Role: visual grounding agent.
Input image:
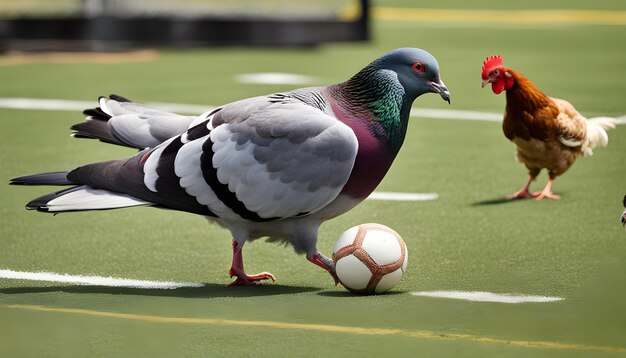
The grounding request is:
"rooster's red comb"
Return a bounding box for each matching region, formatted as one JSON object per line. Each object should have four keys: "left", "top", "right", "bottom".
{"left": 481, "top": 55, "right": 503, "bottom": 78}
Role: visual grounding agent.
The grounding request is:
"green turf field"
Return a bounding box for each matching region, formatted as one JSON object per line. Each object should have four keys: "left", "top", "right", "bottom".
{"left": 1, "top": 2, "right": 625, "bottom": 357}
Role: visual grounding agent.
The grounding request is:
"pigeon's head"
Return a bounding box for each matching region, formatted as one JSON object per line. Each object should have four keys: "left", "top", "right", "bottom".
{"left": 376, "top": 48, "right": 450, "bottom": 104}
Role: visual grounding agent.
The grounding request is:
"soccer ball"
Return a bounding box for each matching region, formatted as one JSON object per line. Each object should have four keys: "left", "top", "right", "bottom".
{"left": 332, "top": 223, "right": 408, "bottom": 294}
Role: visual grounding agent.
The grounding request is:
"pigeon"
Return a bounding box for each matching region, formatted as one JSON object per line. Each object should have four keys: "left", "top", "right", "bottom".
{"left": 10, "top": 48, "right": 450, "bottom": 286}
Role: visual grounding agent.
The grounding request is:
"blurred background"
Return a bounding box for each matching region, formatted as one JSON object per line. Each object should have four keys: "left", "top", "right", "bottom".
{"left": 0, "top": 0, "right": 368, "bottom": 50}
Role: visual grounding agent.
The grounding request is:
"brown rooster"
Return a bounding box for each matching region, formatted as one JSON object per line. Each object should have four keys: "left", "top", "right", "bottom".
{"left": 481, "top": 55, "right": 616, "bottom": 200}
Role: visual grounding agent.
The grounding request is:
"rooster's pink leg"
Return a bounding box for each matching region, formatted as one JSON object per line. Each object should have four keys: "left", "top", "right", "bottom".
{"left": 307, "top": 252, "right": 340, "bottom": 285}
{"left": 228, "top": 240, "right": 275, "bottom": 286}
{"left": 506, "top": 176, "right": 538, "bottom": 199}
{"left": 534, "top": 177, "right": 560, "bottom": 200}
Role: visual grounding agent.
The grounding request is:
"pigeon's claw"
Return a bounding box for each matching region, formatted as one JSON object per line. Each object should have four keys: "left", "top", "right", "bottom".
{"left": 228, "top": 267, "right": 275, "bottom": 286}
{"left": 227, "top": 240, "right": 275, "bottom": 286}
{"left": 307, "top": 252, "right": 340, "bottom": 285}
{"left": 330, "top": 270, "right": 340, "bottom": 286}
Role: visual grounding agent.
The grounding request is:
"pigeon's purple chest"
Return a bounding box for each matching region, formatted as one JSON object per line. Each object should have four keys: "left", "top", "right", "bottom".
{"left": 329, "top": 100, "right": 395, "bottom": 200}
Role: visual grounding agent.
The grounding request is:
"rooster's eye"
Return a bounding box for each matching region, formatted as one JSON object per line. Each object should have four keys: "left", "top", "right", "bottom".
{"left": 494, "top": 70, "right": 500, "bottom": 76}
{"left": 412, "top": 62, "right": 425, "bottom": 73}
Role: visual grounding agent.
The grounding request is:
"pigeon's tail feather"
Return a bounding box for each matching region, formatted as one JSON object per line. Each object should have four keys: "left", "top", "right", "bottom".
{"left": 82, "top": 106, "right": 111, "bottom": 121}
{"left": 11, "top": 169, "right": 154, "bottom": 213}
{"left": 109, "top": 94, "right": 132, "bottom": 103}
{"left": 10, "top": 172, "right": 75, "bottom": 186}
{"left": 72, "top": 94, "right": 195, "bottom": 150}
{"left": 26, "top": 185, "right": 152, "bottom": 213}
{"left": 71, "top": 119, "right": 133, "bottom": 148}
{"left": 72, "top": 95, "right": 134, "bottom": 148}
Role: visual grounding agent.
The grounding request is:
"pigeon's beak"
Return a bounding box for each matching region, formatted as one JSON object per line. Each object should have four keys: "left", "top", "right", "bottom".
{"left": 431, "top": 79, "right": 451, "bottom": 104}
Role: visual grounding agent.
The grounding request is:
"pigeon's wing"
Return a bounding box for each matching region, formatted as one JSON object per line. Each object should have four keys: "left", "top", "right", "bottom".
{"left": 72, "top": 95, "right": 197, "bottom": 149}
{"left": 60, "top": 95, "right": 357, "bottom": 220}
{"left": 152, "top": 95, "right": 360, "bottom": 221}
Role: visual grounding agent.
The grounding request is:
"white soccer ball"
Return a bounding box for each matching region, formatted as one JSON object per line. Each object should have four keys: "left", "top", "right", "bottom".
{"left": 332, "top": 223, "right": 408, "bottom": 294}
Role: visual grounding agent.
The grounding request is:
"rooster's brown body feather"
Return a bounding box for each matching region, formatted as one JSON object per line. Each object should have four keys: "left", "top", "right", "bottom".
{"left": 503, "top": 70, "right": 607, "bottom": 179}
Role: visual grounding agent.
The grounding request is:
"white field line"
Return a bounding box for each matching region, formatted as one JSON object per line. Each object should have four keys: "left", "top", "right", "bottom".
{"left": 0, "top": 97, "right": 500, "bottom": 121}
{"left": 410, "top": 108, "right": 502, "bottom": 121}
{"left": 411, "top": 290, "right": 564, "bottom": 303}
{"left": 367, "top": 192, "right": 438, "bottom": 201}
{"left": 235, "top": 72, "right": 317, "bottom": 85}
{"left": 0, "top": 269, "right": 204, "bottom": 289}
{"left": 1, "top": 97, "right": 624, "bottom": 124}
{"left": 0, "top": 269, "right": 564, "bottom": 303}
{"left": 0, "top": 269, "right": 565, "bottom": 303}
{"left": 0, "top": 97, "right": 212, "bottom": 114}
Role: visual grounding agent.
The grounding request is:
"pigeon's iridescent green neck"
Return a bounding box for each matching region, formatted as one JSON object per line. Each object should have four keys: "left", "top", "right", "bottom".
{"left": 337, "top": 65, "right": 412, "bottom": 154}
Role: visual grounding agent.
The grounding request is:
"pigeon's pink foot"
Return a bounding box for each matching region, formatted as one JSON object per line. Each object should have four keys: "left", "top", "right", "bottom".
{"left": 228, "top": 240, "right": 275, "bottom": 286}
{"left": 228, "top": 267, "right": 275, "bottom": 286}
{"left": 307, "top": 252, "right": 340, "bottom": 285}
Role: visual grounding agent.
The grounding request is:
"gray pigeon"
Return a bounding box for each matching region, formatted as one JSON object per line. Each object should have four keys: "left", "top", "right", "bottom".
{"left": 11, "top": 48, "right": 450, "bottom": 286}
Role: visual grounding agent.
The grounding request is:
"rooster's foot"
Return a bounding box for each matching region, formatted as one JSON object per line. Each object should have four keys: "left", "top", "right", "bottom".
{"left": 534, "top": 191, "right": 560, "bottom": 200}
{"left": 534, "top": 178, "right": 560, "bottom": 200}
{"left": 506, "top": 190, "right": 537, "bottom": 200}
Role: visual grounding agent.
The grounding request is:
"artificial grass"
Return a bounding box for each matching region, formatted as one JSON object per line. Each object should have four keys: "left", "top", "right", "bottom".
{"left": 1, "top": 4, "right": 625, "bottom": 356}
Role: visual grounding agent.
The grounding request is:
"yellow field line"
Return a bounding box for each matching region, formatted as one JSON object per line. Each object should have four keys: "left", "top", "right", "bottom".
{"left": 373, "top": 7, "right": 626, "bottom": 26}
{"left": 0, "top": 49, "right": 159, "bottom": 66}
{"left": 6, "top": 304, "right": 626, "bottom": 354}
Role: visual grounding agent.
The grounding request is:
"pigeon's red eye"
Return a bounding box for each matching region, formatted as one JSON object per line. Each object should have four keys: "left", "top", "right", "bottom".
{"left": 412, "top": 62, "right": 425, "bottom": 73}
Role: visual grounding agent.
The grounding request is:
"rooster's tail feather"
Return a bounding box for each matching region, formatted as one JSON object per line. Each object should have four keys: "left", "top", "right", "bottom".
{"left": 583, "top": 117, "right": 617, "bottom": 156}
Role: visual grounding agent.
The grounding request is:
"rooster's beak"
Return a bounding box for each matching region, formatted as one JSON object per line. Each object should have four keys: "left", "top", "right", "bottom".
{"left": 481, "top": 78, "right": 490, "bottom": 88}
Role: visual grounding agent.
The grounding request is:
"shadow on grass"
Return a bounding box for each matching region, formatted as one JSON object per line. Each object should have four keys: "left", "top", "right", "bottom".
{"left": 471, "top": 197, "right": 520, "bottom": 206}
{"left": 0, "top": 283, "right": 321, "bottom": 298}
{"left": 317, "top": 290, "right": 407, "bottom": 298}
{"left": 472, "top": 193, "right": 568, "bottom": 206}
